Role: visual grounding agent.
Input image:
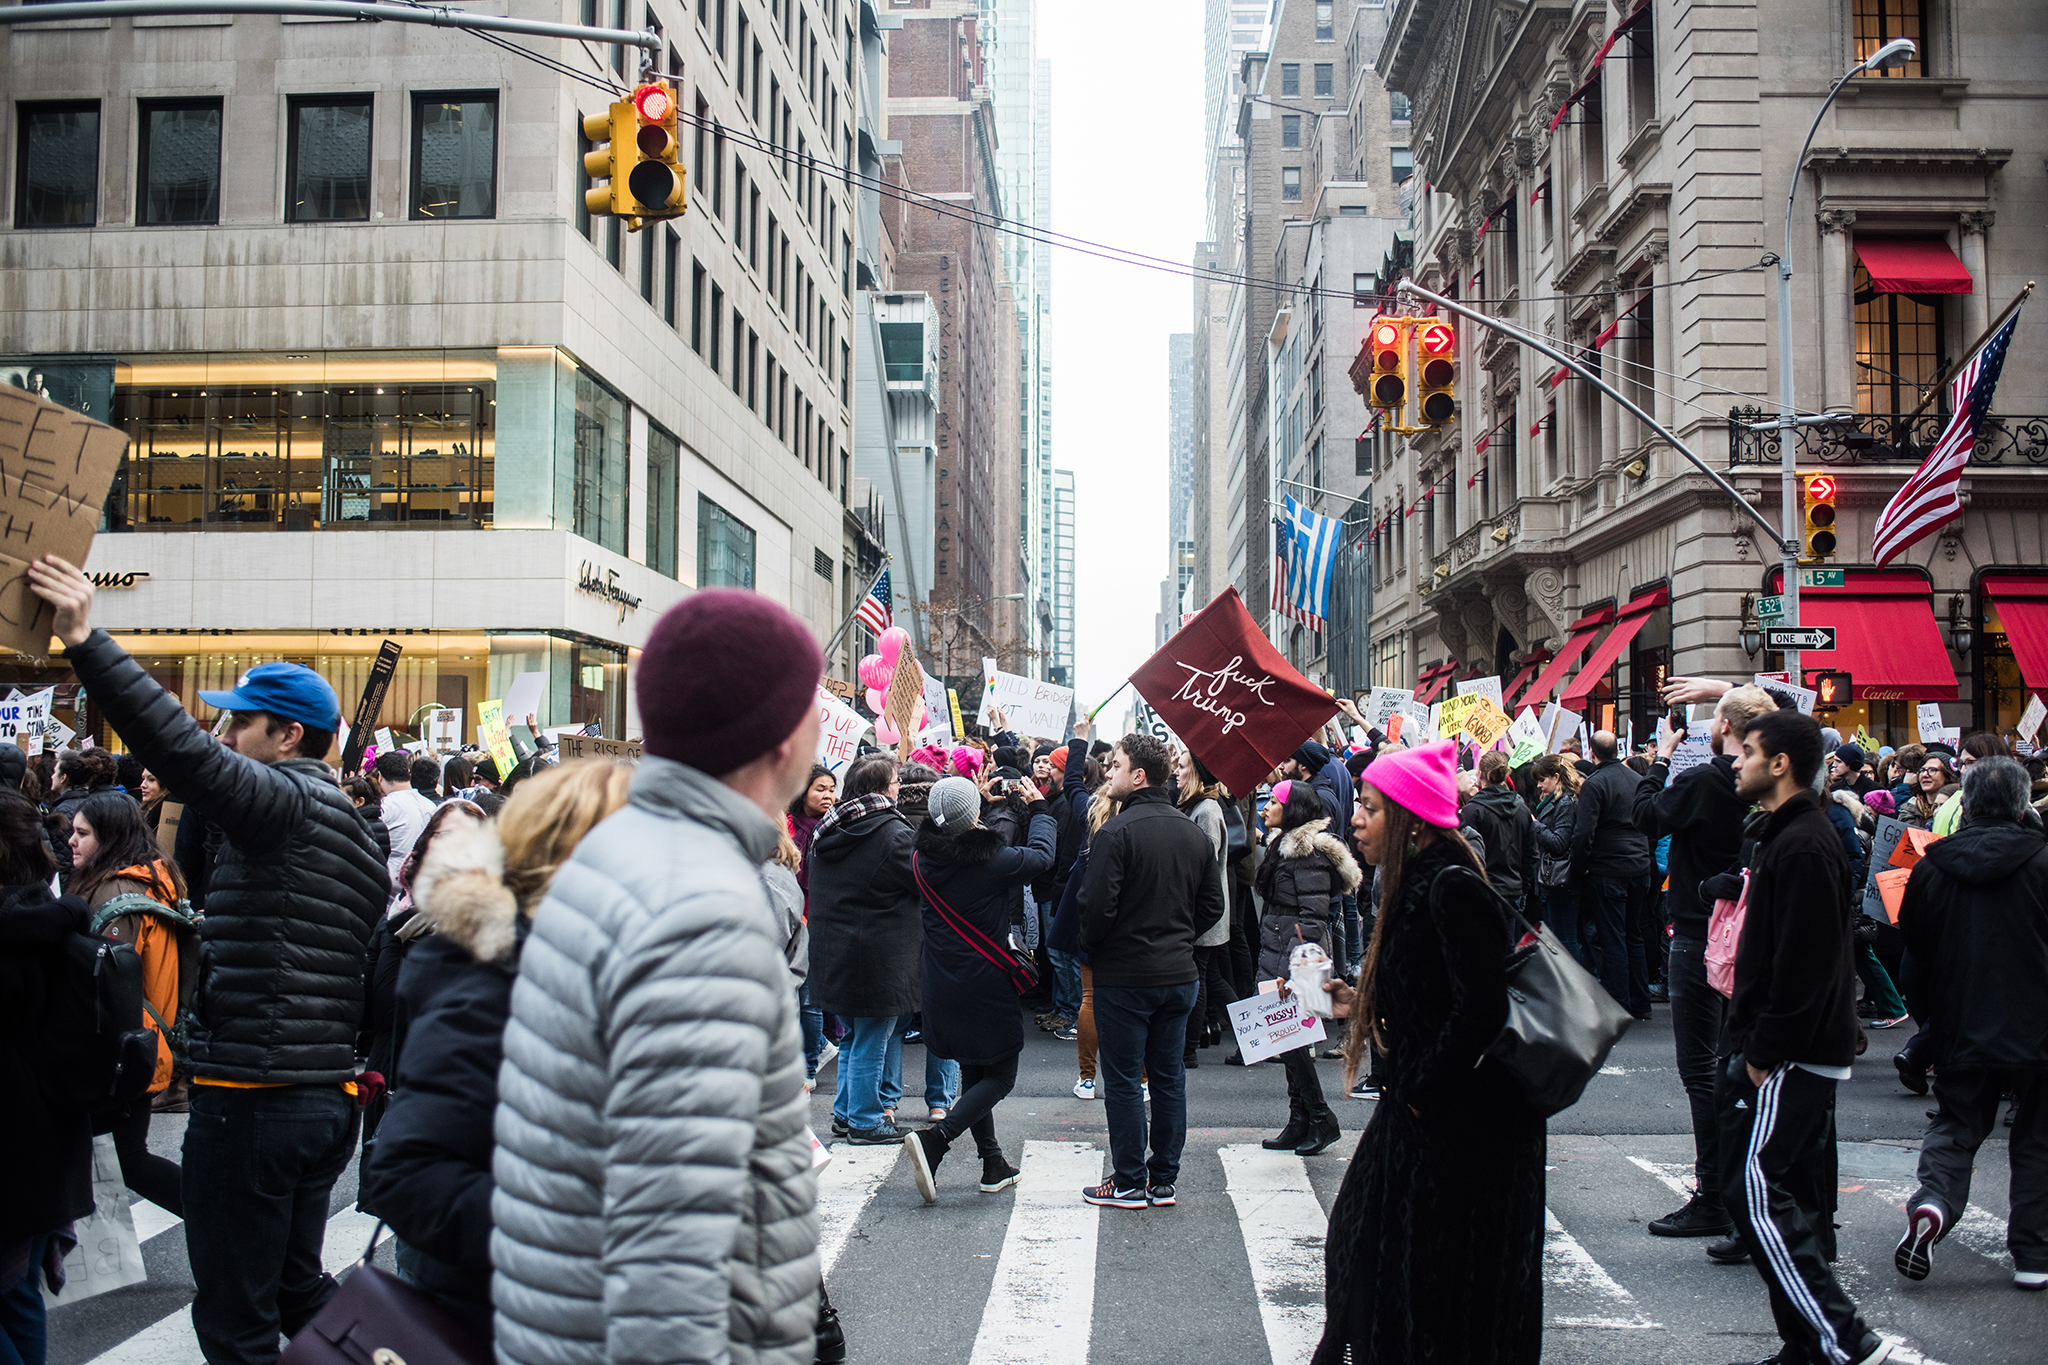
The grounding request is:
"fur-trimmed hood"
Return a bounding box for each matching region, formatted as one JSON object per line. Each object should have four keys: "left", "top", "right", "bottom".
{"left": 914, "top": 817, "right": 1012, "bottom": 866}
{"left": 413, "top": 821, "right": 520, "bottom": 965}
{"left": 1276, "top": 817, "right": 1364, "bottom": 893}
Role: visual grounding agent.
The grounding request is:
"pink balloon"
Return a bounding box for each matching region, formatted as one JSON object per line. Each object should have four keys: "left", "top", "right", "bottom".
{"left": 873, "top": 716, "right": 901, "bottom": 746}
{"left": 866, "top": 688, "right": 888, "bottom": 714}
{"left": 878, "top": 626, "right": 911, "bottom": 669}
{"left": 857, "top": 654, "right": 888, "bottom": 690}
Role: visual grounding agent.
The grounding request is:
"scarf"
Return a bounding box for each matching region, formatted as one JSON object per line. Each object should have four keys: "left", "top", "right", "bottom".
{"left": 812, "top": 791, "right": 894, "bottom": 841}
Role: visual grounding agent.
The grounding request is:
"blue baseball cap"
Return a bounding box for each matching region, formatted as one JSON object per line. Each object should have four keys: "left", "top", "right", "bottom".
{"left": 198, "top": 662, "right": 342, "bottom": 732}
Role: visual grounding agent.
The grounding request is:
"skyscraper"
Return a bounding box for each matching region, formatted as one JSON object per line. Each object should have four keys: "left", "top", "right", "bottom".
{"left": 1051, "top": 469, "right": 1076, "bottom": 686}
{"left": 1168, "top": 333, "right": 1195, "bottom": 617}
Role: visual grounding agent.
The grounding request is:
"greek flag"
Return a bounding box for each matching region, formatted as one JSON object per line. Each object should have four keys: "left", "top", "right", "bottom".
{"left": 1277, "top": 493, "right": 1341, "bottom": 632}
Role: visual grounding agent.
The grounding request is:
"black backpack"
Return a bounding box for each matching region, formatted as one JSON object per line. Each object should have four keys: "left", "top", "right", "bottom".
{"left": 42, "top": 929, "right": 159, "bottom": 1133}
{"left": 92, "top": 892, "right": 203, "bottom": 1070}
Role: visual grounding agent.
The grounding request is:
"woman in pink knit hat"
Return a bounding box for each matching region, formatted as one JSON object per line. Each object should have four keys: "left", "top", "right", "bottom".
{"left": 1306, "top": 738, "right": 1546, "bottom": 1365}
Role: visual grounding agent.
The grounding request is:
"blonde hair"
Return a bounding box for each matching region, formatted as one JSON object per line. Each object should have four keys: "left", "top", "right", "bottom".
{"left": 1087, "top": 790, "right": 1121, "bottom": 834}
{"left": 1716, "top": 684, "right": 1779, "bottom": 740}
{"left": 772, "top": 827, "right": 803, "bottom": 871}
{"left": 497, "top": 760, "right": 635, "bottom": 911}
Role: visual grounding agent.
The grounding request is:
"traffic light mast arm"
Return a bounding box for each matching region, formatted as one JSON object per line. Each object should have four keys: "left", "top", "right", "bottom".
{"left": 0, "top": 0, "right": 662, "bottom": 49}
{"left": 1395, "top": 278, "right": 1782, "bottom": 544}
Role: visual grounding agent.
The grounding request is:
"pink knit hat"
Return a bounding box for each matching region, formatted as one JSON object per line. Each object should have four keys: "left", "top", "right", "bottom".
{"left": 1267, "top": 779, "right": 1294, "bottom": 808}
{"left": 1363, "top": 739, "right": 1461, "bottom": 829}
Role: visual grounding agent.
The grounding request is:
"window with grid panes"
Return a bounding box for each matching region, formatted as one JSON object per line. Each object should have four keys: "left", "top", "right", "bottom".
{"left": 1314, "top": 64, "right": 1333, "bottom": 97}
{"left": 1853, "top": 0, "right": 1926, "bottom": 76}
{"left": 1855, "top": 260, "right": 1945, "bottom": 416}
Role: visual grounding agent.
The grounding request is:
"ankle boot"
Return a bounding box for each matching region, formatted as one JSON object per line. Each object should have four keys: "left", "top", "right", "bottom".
{"left": 1295, "top": 1110, "right": 1342, "bottom": 1156}
{"left": 1262, "top": 1105, "right": 1310, "bottom": 1150}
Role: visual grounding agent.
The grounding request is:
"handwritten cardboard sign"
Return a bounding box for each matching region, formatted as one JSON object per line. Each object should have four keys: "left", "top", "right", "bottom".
{"left": 2020, "top": 694, "right": 2046, "bottom": 746}
{"left": 1916, "top": 702, "right": 1945, "bottom": 745}
{"left": 814, "top": 685, "right": 871, "bottom": 773}
{"left": 1458, "top": 696, "right": 1514, "bottom": 748}
{"left": 0, "top": 387, "right": 130, "bottom": 656}
{"left": 1455, "top": 675, "right": 1504, "bottom": 709}
{"left": 475, "top": 699, "right": 518, "bottom": 778}
{"left": 975, "top": 656, "right": 1075, "bottom": 739}
{"left": 1362, "top": 686, "right": 1413, "bottom": 732}
{"left": 1226, "top": 987, "right": 1327, "bottom": 1065}
{"left": 554, "top": 733, "right": 643, "bottom": 762}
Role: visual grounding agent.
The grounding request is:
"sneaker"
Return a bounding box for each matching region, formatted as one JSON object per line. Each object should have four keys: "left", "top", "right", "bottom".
{"left": 1147, "top": 1183, "right": 1177, "bottom": 1207}
{"left": 1349, "top": 1078, "right": 1381, "bottom": 1100}
{"left": 1848, "top": 1334, "right": 1896, "bottom": 1365}
{"left": 926, "top": 1107, "right": 949, "bottom": 1124}
{"left": 1649, "top": 1194, "right": 1734, "bottom": 1238}
{"left": 904, "top": 1128, "right": 943, "bottom": 1204}
{"left": 2015, "top": 1269, "right": 2048, "bottom": 1291}
{"left": 1868, "top": 1015, "right": 1911, "bottom": 1029}
{"left": 1320, "top": 1044, "right": 1346, "bottom": 1059}
{"left": 1706, "top": 1233, "right": 1750, "bottom": 1265}
{"left": 830, "top": 1117, "right": 850, "bottom": 1138}
{"left": 903, "top": 1029, "right": 923, "bottom": 1044}
{"left": 804, "top": 1073, "right": 816, "bottom": 1093}
{"left": 1054, "top": 1024, "right": 1078, "bottom": 1041}
{"left": 1895, "top": 1203, "right": 1944, "bottom": 1280}
{"left": 979, "top": 1157, "right": 1022, "bottom": 1194}
{"left": 815, "top": 1040, "right": 839, "bottom": 1073}
{"left": 844, "top": 1122, "right": 903, "bottom": 1146}
{"left": 1072, "top": 1077, "right": 1096, "bottom": 1100}
{"left": 1081, "top": 1181, "right": 1149, "bottom": 1210}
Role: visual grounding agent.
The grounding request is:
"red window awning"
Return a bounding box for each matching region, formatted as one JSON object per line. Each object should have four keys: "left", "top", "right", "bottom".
{"left": 1513, "top": 608, "right": 1615, "bottom": 710}
{"left": 1503, "top": 650, "right": 1552, "bottom": 708}
{"left": 1414, "top": 659, "right": 1460, "bottom": 706}
{"left": 1984, "top": 578, "right": 2048, "bottom": 692}
{"left": 1560, "top": 587, "right": 1672, "bottom": 707}
{"left": 1768, "top": 570, "right": 1957, "bottom": 700}
{"left": 1854, "top": 238, "right": 1973, "bottom": 295}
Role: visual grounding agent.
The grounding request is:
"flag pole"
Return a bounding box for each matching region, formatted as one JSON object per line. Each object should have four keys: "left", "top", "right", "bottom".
{"left": 1086, "top": 679, "right": 1132, "bottom": 724}
{"left": 1905, "top": 281, "right": 2035, "bottom": 420}
{"left": 820, "top": 555, "right": 893, "bottom": 663}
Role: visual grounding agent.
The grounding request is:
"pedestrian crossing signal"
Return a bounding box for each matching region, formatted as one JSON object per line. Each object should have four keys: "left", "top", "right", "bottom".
{"left": 1811, "top": 671, "right": 1853, "bottom": 707}
{"left": 1803, "top": 474, "right": 1838, "bottom": 561}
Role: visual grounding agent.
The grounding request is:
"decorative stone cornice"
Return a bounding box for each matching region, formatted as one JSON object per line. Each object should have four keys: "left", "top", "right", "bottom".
{"left": 1817, "top": 208, "right": 1857, "bottom": 235}
{"left": 1960, "top": 209, "right": 1996, "bottom": 236}
{"left": 1594, "top": 183, "right": 1671, "bottom": 247}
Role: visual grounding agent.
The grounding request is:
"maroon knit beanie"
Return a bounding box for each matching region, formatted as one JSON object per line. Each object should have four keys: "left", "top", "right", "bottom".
{"left": 636, "top": 589, "right": 824, "bottom": 775}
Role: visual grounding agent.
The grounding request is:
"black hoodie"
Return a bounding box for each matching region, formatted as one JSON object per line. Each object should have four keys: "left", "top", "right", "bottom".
{"left": 1636, "top": 752, "right": 1745, "bottom": 939}
{"left": 1728, "top": 789, "right": 1858, "bottom": 1072}
{"left": 1461, "top": 783, "right": 1534, "bottom": 901}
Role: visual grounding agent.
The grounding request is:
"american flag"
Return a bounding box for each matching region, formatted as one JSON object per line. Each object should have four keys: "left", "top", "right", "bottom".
{"left": 1872, "top": 305, "right": 2025, "bottom": 567}
{"left": 856, "top": 567, "right": 893, "bottom": 635}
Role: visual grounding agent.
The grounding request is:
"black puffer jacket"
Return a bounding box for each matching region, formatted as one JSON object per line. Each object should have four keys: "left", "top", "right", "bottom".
{"left": 1898, "top": 816, "right": 2048, "bottom": 1073}
{"left": 65, "top": 629, "right": 389, "bottom": 1083}
{"left": 0, "top": 885, "right": 94, "bottom": 1240}
{"left": 806, "top": 798, "right": 922, "bottom": 1018}
{"left": 1254, "top": 818, "right": 1362, "bottom": 979}
{"left": 913, "top": 806, "right": 1056, "bottom": 1065}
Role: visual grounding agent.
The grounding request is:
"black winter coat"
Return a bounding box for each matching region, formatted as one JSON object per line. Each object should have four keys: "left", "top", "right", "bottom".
{"left": 0, "top": 886, "right": 95, "bottom": 1240}
{"left": 1047, "top": 741, "right": 1092, "bottom": 896}
{"left": 1530, "top": 790, "right": 1578, "bottom": 877}
{"left": 1254, "top": 819, "right": 1362, "bottom": 979}
{"left": 1461, "top": 785, "right": 1534, "bottom": 902}
{"left": 806, "top": 801, "right": 922, "bottom": 1018}
{"left": 1078, "top": 785, "right": 1226, "bottom": 989}
{"left": 1729, "top": 790, "right": 1858, "bottom": 1072}
{"left": 913, "top": 806, "right": 1056, "bottom": 1065}
{"left": 1636, "top": 753, "right": 1744, "bottom": 939}
{"left": 1569, "top": 759, "right": 1652, "bottom": 880}
{"left": 982, "top": 791, "right": 1031, "bottom": 927}
{"left": 47, "top": 782, "right": 115, "bottom": 888}
{"left": 1897, "top": 816, "right": 2048, "bottom": 1073}
{"left": 66, "top": 629, "right": 389, "bottom": 1083}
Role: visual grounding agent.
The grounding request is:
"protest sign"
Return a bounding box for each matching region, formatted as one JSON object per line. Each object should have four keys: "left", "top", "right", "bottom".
{"left": 1756, "top": 675, "right": 1817, "bottom": 715}
{"left": 42, "top": 1136, "right": 145, "bottom": 1307}
{"left": 1915, "top": 703, "right": 1944, "bottom": 745}
{"left": 883, "top": 652, "right": 927, "bottom": 758}
{"left": 814, "top": 685, "right": 871, "bottom": 773}
{"left": 503, "top": 671, "right": 549, "bottom": 728}
{"left": 0, "top": 687, "right": 51, "bottom": 754}
{"left": 975, "top": 656, "right": 1076, "bottom": 739}
{"left": 1455, "top": 675, "right": 1504, "bottom": 709}
{"left": 1667, "top": 735, "right": 1715, "bottom": 779}
{"left": 1941, "top": 726, "right": 1961, "bottom": 748}
{"left": 947, "top": 688, "right": 966, "bottom": 736}
{"left": 422, "top": 707, "right": 460, "bottom": 751}
{"left": 1864, "top": 816, "right": 1908, "bottom": 921}
{"left": 553, "top": 733, "right": 643, "bottom": 762}
{"left": 1427, "top": 701, "right": 1443, "bottom": 743}
{"left": 1397, "top": 700, "right": 1434, "bottom": 744}
{"left": 819, "top": 676, "right": 856, "bottom": 703}
{"left": 1436, "top": 692, "right": 1482, "bottom": 735}
{"left": 340, "top": 640, "right": 402, "bottom": 775}
{"left": 2021, "top": 694, "right": 2047, "bottom": 746}
{"left": 1510, "top": 708, "right": 1545, "bottom": 747}
{"left": 1362, "top": 686, "right": 1412, "bottom": 733}
{"left": 1874, "top": 867, "right": 1912, "bottom": 923}
{"left": 1226, "top": 987, "right": 1327, "bottom": 1065}
{"left": 0, "top": 387, "right": 130, "bottom": 657}
{"left": 1459, "top": 696, "right": 1514, "bottom": 748}
{"left": 1508, "top": 736, "right": 1543, "bottom": 768}
{"left": 476, "top": 700, "right": 518, "bottom": 777}
{"left": 921, "top": 671, "right": 955, "bottom": 742}
{"left": 1539, "top": 702, "right": 1582, "bottom": 755}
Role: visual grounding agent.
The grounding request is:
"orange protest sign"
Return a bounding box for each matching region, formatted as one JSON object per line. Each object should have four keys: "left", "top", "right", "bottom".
{"left": 1889, "top": 826, "right": 1941, "bottom": 870}
{"left": 1873, "top": 867, "right": 1913, "bottom": 924}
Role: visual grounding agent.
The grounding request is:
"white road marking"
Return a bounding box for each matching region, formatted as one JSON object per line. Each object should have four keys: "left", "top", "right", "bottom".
{"left": 967, "top": 1140, "right": 1104, "bottom": 1365}
{"left": 131, "top": 1202, "right": 182, "bottom": 1245}
{"left": 1219, "top": 1145, "right": 1330, "bottom": 1365}
{"left": 816, "top": 1143, "right": 903, "bottom": 1277}
{"left": 1624, "top": 1154, "right": 1694, "bottom": 1201}
{"left": 1866, "top": 1180, "right": 2014, "bottom": 1271}
{"left": 1543, "top": 1208, "right": 1663, "bottom": 1330}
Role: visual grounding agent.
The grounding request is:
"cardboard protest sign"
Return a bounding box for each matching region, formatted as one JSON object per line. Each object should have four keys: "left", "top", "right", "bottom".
{"left": 1127, "top": 587, "right": 1338, "bottom": 798}
{"left": 1362, "top": 686, "right": 1412, "bottom": 733}
{"left": 475, "top": 700, "right": 518, "bottom": 778}
{"left": 1455, "top": 675, "right": 1504, "bottom": 709}
{"left": 1226, "top": 987, "right": 1327, "bottom": 1065}
{"left": 1864, "top": 816, "right": 1908, "bottom": 921}
{"left": 1435, "top": 692, "right": 1483, "bottom": 736}
{"left": 0, "top": 386, "right": 130, "bottom": 656}
{"left": 819, "top": 676, "right": 856, "bottom": 703}
{"left": 883, "top": 652, "right": 927, "bottom": 759}
{"left": 1915, "top": 703, "right": 1944, "bottom": 745}
{"left": 975, "top": 657, "right": 1075, "bottom": 739}
{"left": 554, "top": 733, "right": 643, "bottom": 762}
{"left": 1458, "top": 696, "right": 1514, "bottom": 748}
{"left": 813, "top": 685, "right": 871, "bottom": 773}
{"left": 2021, "top": 694, "right": 2047, "bottom": 746}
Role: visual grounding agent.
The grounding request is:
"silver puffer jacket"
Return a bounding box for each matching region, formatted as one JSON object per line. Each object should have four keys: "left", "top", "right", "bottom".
{"left": 491, "top": 757, "right": 817, "bottom": 1365}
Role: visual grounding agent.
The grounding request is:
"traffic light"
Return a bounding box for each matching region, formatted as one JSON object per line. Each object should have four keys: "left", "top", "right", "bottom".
{"left": 583, "top": 100, "right": 630, "bottom": 217}
{"left": 1415, "top": 318, "right": 1456, "bottom": 428}
{"left": 1803, "top": 473, "right": 1838, "bottom": 560}
{"left": 1811, "top": 671, "right": 1854, "bottom": 708}
{"left": 1365, "top": 316, "right": 1409, "bottom": 415}
{"left": 621, "top": 82, "right": 685, "bottom": 222}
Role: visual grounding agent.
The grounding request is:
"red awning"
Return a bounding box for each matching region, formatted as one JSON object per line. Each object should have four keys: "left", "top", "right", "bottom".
{"left": 1560, "top": 587, "right": 1672, "bottom": 707}
{"left": 1855, "top": 238, "right": 1973, "bottom": 295}
{"left": 1985, "top": 578, "right": 2048, "bottom": 691}
{"left": 1504, "top": 650, "right": 1552, "bottom": 707}
{"left": 1414, "top": 660, "right": 1460, "bottom": 706}
{"left": 1768, "top": 570, "right": 1957, "bottom": 700}
{"left": 1513, "top": 608, "right": 1615, "bottom": 709}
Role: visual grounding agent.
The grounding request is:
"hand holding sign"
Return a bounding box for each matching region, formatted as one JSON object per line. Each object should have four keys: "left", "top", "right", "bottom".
{"left": 3, "top": 389, "right": 131, "bottom": 656}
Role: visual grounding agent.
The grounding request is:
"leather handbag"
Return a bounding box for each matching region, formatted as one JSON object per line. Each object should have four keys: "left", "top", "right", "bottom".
{"left": 912, "top": 852, "right": 1040, "bottom": 995}
{"left": 1432, "top": 866, "right": 1634, "bottom": 1119}
{"left": 279, "top": 1224, "right": 492, "bottom": 1365}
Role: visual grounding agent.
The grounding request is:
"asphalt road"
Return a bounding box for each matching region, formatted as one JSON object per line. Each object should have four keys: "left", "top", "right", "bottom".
{"left": 45, "top": 1004, "right": 2038, "bottom": 1365}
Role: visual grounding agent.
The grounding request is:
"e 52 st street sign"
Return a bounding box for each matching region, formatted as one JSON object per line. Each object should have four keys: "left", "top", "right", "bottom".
{"left": 1763, "top": 626, "right": 1837, "bottom": 652}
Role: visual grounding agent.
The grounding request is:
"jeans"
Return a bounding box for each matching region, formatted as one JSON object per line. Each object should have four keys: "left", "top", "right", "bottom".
{"left": 0, "top": 1233, "right": 47, "bottom": 1365}
{"left": 183, "top": 1083, "right": 361, "bottom": 1365}
{"left": 1532, "top": 882, "right": 1587, "bottom": 968}
{"left": 1046, "top": 947, "right": 1083, "bottom": 1022}
{"left": 798, "top": 982, "right": 826, "bottom": 1073}
{"left": 1854, "top": 942, "right": 1908, "bottom": 1018}
{"left": 930, "top": 1053, "right": 1019, "bottom": 1160}
{"left": 112, "top": 1100, "right": 184, "bottom": 1217}
{"left": 1912, "top": 1068, "right": 2048, "bottom": 1272}
{"left": 1341, "top": 892, "right": 1362, "bottom": 979}
{"left": 888, "top": 1013, "right": 959, "bottom": 1111}
{"left": 1588, "top": 875, "right": 1650, "bottom": 1014}
{"left": 1095, "top": 981, "right": 1198, "bottom": 1190}
{"left": 833, "top": 1014, "right": 897, "bottom": 1131}
{"left": 1666, "top": 935, "right": 1727, "bottom": 1194}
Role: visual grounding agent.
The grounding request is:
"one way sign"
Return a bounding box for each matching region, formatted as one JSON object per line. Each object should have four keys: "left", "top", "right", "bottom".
{"left": 1763, "top": 626, "right": 1837, "bottom": 651}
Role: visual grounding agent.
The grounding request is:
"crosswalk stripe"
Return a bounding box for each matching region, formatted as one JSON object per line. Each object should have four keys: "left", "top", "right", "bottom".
{"left": 1866, "top": 1180, "right": 2014, "bottom": 1270}
{"left": 967, "top": 1140, "right": 1104, "bottom": 1365}
{"left": 1542, "top": 1209, "right": 1662, "bottom": 1330}
{"left": 816, "top": 1143, "right": 902, "bottom": 1277}
{"left": 1218, "top": 1144, "right": 1328, "bottom": 1365}
{"left": 83, "top": 1206, "right": 381, "bottom": 1365}
{"left": 1624, "top": 1154, "right": 1693, "bottom": 1202}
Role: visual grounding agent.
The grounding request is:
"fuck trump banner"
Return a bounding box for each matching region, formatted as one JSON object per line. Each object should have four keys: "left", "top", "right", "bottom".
{"left": 1128, "top": 587, "right": 1338, "bottom": 797}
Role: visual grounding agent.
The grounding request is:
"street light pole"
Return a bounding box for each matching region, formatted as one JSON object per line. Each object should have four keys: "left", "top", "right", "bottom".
{"left": 1775, "top": 36, "right": 1917, "bottom": 683}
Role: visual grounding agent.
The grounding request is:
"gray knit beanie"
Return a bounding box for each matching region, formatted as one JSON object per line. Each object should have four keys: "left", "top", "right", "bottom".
{"left": 930, "top": 775, "right": 982, "bottom": 831}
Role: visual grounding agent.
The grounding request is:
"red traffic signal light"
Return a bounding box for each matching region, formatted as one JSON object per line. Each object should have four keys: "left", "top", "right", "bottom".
{"left": 1416, "top": 319, "right": 1453, "bottom": 355}
{"left": 633, "top": 82, "right": 674, "bottom": 123}
{"left": 1367, "top": 316, "right": 1409, "bottom": 411}
{"left": 1809, "top": 671, "right": 1854, "bottom": 707}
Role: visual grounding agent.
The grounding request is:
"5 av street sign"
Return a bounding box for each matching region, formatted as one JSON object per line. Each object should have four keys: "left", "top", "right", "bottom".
{"left": 1763, "top": 626, "right": 1837, "bottom": 652}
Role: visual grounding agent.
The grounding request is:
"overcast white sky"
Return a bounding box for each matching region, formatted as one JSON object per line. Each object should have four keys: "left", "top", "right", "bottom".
{"left": 1048, "top": 4, "right": 1206, "bottom": 717}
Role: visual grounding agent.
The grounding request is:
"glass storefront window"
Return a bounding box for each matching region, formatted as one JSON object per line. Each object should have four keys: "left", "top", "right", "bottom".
{"left": 485, "top": 632, "right": 628, "bottom": 740}
{"left": 572, "top": 372, "right": 627, "bottom": 552}
{"left": 1982, "top": 600, "right": 2026, "bottom": 737}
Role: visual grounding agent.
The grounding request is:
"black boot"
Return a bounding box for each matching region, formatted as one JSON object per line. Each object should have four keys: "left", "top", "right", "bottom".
{"left": 979, "top": 1152, "right": 1022, "bottom": 1193}
{"left": 815, "top": 1284, "right": 847, "bottom": 1364}
{"left": 1648, "top": 1193, "right": 1733, "bottom": 1237}
{"left": 1262, "top": 1104, "right": 1310, "bottom": 1151}
{"left": 1295, "top": 1109, "right": 1342, "bottom": 1156}
{"left": 1706, "top": 1232, "right": 1751, "bottom": 1265}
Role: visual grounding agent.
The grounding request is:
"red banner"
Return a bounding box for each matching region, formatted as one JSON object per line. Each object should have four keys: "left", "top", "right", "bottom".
{"left": 1127, "top": 587, "right": 1339, "bottom": 798}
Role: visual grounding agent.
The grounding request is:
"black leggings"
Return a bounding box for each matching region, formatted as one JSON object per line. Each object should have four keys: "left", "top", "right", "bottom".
{"left": 1185, "top": 945, "right": 1234, "bottom": 1056}
{"left": 932, "top": 1054, "right": 1018, "bottom": 1159}
{"left": 111, "top": 1099, "right": 184, "bottom": 1217}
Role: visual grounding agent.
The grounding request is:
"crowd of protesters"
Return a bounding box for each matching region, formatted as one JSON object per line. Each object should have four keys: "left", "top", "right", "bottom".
{"left": 4, "top": 548, "right": 2043, "bottom": 1365}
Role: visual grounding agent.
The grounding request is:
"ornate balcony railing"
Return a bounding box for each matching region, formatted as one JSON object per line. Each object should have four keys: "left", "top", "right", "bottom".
{"left": 1727, "top": 406, "right": 2048, "bottom": 468}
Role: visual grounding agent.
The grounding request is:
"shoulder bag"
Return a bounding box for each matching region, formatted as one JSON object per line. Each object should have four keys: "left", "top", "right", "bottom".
{"left": 912, "top": 852, "right": 1040, "bottom": 995}
{"left": 1703, "top": 868, "right": 1749, "bottom": 1000}
{"left": 279, "top": 1222, "right": 492, "bottom": 1365}
{"left": 1432, "top": 865, "right": 1635, "bottom": 1119}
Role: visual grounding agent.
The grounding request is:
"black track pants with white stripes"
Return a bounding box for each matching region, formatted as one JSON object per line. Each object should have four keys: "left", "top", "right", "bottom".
{"left": 1717, "top": 1059, "right": 1873, "bottom": 1365}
